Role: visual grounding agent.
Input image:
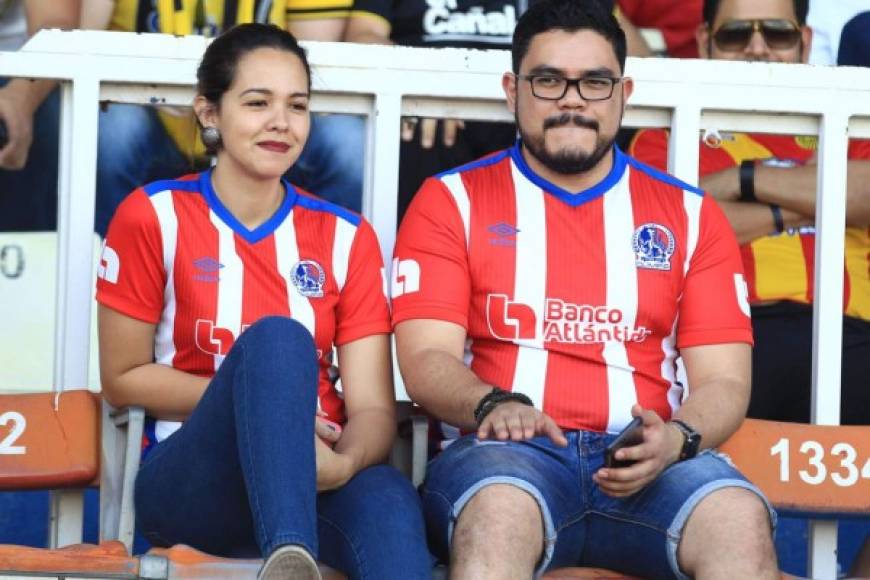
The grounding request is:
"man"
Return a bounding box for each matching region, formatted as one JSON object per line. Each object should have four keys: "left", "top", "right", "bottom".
{"left": 629, "top": 0, "right": 870, "bottom": 426}
{"left": 392, "top": 1, "right": 778, "bottom": 577}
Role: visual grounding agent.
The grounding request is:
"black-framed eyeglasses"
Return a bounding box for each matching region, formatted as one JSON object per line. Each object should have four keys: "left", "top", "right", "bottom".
{"left": 712, "top": 19, "right": 802, "bottom": 52}
{"left": 518, "top": 74, "right": 622, "bottom": 101}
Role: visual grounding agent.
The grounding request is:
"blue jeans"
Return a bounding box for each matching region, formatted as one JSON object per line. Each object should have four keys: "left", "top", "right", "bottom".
{"left": 134, "top": 317, "right": 431, "bottom": 580}
{"left": 0, "top": 86, "right": 189, "bottom": 235}
{"left": 422, "top": 432, "right": 776, "bottom": 579}
{"left": 286, "top": 113, "right": 365, "bottom": 213}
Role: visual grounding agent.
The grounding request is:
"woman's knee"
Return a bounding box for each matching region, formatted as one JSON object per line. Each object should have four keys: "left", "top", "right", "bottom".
{"left": 239, "top": 316, "right": 317, "bottom": 359}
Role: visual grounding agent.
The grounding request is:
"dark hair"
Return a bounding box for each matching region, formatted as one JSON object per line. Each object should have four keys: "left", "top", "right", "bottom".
{"left": 702, "top": 0, "right": 809, "bottom": 25}
{"left": 197, "top": 23, "right": 311, "bottom": 105}
{"left": 512, "top": 0, "right": 627, "bottom": 74}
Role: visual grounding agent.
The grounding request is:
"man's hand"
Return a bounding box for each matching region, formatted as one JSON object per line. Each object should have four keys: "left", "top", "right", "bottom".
{"left": 314, "top": 435, "right": 354, "bottom": 491}
{"left": 401, "top": 118, "right": 465, "bottom": 149}
{"left": 700, "top": 166, "right": 740, "bottom": 202}
{"left": 477, "top": 401, "right": 568, "bottom": 447}
{"left": 0, "top": 83, "right": 36, "bottom": 170}
{"left": 593, "top": 404, "right": 683, "bottom": 498}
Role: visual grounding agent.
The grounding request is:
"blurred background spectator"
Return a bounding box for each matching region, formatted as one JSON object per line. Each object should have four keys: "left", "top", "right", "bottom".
{"left": 630, "top": 0, "right": 870, "bottom": 428}
{"left": 806, "top": 0, "right": 869, "bottom": 65}
{"left": 616, "top": 0, "right": 702, "bottom": 57}
{"left": 836, "top": 8, "right": 870, "bottom": 68}
{"left": 0, "top": 0, "right": 79, "bottom": 232}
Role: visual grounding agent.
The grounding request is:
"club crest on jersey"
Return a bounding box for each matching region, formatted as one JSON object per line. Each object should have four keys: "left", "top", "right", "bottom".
{"left": 633, "top": 223, "right": 675, "bottom": 271}
{"left": 292, "top": 260, "right": 325, "bottom": 298}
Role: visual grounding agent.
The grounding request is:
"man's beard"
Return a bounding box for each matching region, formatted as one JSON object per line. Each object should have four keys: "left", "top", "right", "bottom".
{"left": 518, "top": 112, "right": 616, "bottom": 175}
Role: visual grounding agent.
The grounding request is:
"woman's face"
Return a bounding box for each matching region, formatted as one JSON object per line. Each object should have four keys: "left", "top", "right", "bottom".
{"left": 203, "top": 47, "right": 311, "bottom": 182}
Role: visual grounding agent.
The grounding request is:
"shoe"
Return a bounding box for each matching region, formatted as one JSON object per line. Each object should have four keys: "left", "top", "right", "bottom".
{"left": 258, "top": 544, "right": 322, "bottom": 580}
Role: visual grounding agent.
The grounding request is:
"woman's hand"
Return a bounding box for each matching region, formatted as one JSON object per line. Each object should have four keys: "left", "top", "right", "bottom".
{"left": 314, "top": 436, "right": 354, "bottom": 491}
{"left": 315, "top": 411, "right": 342, "bottom": 446}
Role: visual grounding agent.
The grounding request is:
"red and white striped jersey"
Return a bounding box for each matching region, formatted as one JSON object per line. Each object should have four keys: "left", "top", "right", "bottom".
{"left": 96, "top": 171, "right": 390, "bottom": 448}
{"left": 392, "top": 144, "right": 753, "bottom": 434}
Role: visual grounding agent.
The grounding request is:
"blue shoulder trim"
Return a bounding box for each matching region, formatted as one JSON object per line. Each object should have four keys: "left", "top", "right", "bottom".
{"left": 624, "top": 155, "right": 705, "bottom": 197}
{"left": 143, "top": 177, "right": 201, "bottom": 196}
{"left": 436, "top": 149, "right": 511, "bottom": 178}
{"left": 294, "top": 190, "right": 362, "bottom": 227}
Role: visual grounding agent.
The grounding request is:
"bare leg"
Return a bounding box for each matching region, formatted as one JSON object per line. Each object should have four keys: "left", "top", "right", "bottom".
{"left": 678, "top": 487, "right": 778, "bottom": 580}
{"left": 449, "top": 484, "right": 544, "bottom": 580}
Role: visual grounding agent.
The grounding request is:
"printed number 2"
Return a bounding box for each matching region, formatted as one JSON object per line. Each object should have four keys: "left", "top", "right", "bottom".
{"left": 0, "top": 411, "right": 26, "bottom": 455}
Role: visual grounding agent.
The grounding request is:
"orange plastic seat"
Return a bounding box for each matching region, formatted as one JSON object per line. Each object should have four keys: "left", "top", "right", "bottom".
{"left": 0, "top": 541, "right": 348, "bottom": 579}
{"left": 0, "top": 390, "right": 100, "bottom": 489}
{"left": 0, "top": 541, "right": 139, "bottom": 578}
{"left": 719, "top": 418, "right": 870, "bottom": 514}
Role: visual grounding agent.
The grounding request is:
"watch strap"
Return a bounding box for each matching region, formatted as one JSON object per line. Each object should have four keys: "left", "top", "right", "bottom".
{"left": 739, "top": 159, "right": 757, "bottom": 202}
{"left": 473, "top": 387, "right": 534, "bottom": 425}
{"left": 670, "top": 419, "right": 701, "bottom": 461}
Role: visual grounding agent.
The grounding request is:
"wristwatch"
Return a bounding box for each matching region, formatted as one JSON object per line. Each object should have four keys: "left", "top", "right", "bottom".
{"left": 670, "top": 419, "right": 702, "bottom": 461}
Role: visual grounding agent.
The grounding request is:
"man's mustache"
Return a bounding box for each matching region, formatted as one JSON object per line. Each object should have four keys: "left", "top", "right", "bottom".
{"left": 543, "top": 114, "right": 599, "bottom": 131}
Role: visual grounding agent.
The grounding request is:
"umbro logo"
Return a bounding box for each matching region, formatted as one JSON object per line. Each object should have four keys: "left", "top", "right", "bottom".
{"left": 193, "top": 256, "right": 223, "bottom": 282}
{"left": 487, "top": 222, "right": 519, "bottom": 247}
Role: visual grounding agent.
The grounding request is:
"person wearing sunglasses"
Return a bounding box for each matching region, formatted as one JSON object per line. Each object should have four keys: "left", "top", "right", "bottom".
{"left": 630, "top": 0, "right": 870, "bottom": 428}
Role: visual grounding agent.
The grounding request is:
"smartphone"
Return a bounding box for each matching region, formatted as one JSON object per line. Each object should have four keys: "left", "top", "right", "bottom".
{"left": 604, "top": 416, "right": 644, "bottom": 468}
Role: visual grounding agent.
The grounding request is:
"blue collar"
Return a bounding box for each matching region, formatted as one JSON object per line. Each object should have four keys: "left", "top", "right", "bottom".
{"left": 199, "top": 169, "right": 297, "bottom": 244}
{"left": 508, "top": 140, "right": 628, "bottom": 207}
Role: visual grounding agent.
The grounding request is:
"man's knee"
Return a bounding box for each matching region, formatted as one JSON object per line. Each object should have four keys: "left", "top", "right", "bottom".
{"left": 453, "top": 483, "right": 544, "bottom": 553}
{"left": 679, "top": 486, "right": 776, "bottom": 574}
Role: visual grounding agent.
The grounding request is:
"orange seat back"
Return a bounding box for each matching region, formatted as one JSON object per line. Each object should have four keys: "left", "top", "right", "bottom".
{"left": 719, "top": 419, "right": 870, "bottom": 515}
{"left": 0, "top": 390, "right": 100, "bottom": 490}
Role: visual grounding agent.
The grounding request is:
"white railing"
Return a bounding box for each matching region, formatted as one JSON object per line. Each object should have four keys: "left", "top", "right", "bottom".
{"left": 3, "top": 29, "right": 870, "bottom": 577}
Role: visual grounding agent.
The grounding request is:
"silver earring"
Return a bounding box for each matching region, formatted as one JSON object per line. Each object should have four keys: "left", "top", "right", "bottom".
{"left": 201, "top": 126, "right": 222, "bottom": 149}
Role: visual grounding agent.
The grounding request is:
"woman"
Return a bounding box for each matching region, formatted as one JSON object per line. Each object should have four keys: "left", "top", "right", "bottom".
{"left": 96, "top": 23, "right": 430, "bottom": 580}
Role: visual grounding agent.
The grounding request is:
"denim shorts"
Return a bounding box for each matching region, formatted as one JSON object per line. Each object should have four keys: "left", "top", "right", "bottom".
{"left": 421, "top": 431, "right": 776, "bottom": 579}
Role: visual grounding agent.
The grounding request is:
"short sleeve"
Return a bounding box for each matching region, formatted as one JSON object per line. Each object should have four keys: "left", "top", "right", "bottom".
{"left": 95, "top": 189, "right": 166, "bottom": 324}
{"left": 334, "top": 218, "right": 391, "bottom": 345}
{"left": 677, "top": 195, "right": 754, "bottom": 348}
{"left": 628, "top": 129, "right": 669, "bottom": 170}
{"left": 391, "top": 176, "right": 471, "bottom": 329}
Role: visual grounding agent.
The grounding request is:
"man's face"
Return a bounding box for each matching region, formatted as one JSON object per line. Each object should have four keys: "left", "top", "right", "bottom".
{"left": 503, "top": 29, "right": 633, "bottom": 176}
{"left": 698, "top": 0, "right": 811, "bottom": 63}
